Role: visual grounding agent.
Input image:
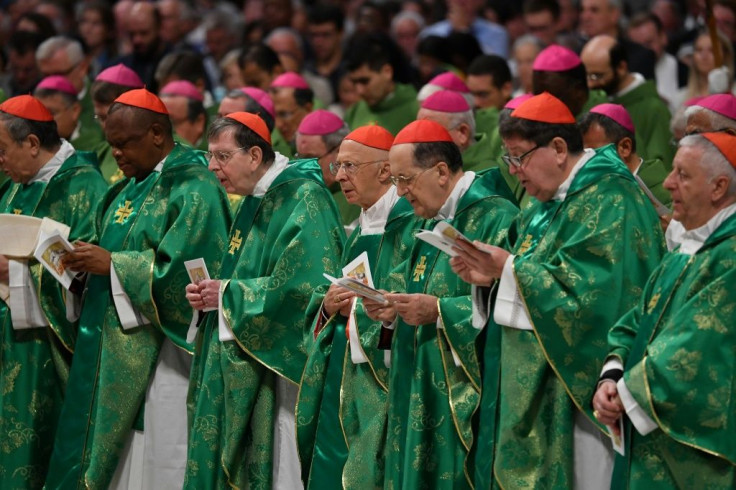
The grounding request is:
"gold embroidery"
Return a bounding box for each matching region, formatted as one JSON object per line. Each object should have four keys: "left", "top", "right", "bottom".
{"left": 518, "top": 234, "right": 533, "bottom": 254}
{"left": 114, "top": 200, "right": 134, "bottom": 224}
{"left": 13, "top": 209, "right": 22, "bottom": 215}
{"left": 228, "top": 229, "right": 243, "bottom": 255}
{"left": 647, "top": 292, "right": 661, "bottom": 313}
{"left": 412, "top": 256, "right": 427, "bottom": 282}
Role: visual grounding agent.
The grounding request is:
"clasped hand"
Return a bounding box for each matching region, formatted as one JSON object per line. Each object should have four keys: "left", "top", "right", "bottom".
{"left": 363, "top": 292, "right": 439, "bottom": 326}
{"left": 323, "top": 284, "right": 355, "bottom": 317}
{"left": 186, "top": 279, "right": 221, "bottom": 310}
{"left": 450, "top": 238, "right": 509, "bottom": 286}
{"left": 592, "top": 380, "right": 624, "bottom": 436}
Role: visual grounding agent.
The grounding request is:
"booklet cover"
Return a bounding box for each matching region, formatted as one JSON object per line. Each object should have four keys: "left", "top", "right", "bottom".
{"left": 415, "top": 221, "right": 491, "bottom": 257}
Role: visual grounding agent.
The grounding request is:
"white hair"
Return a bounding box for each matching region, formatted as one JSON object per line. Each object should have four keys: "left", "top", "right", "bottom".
{"left": 36, "top": 36, "right": 84, "bottom": 65}
{"left": 265, "top": 27, "right": 304, "bottom": 54}
{"left": 684, "top": 105, "right": 736, "bottom": 131}
{"left": 391, "top": 10, "right": 425, "bottom": 35}
{"left": 680, "top": 134, "right": 736, "bottom": 196}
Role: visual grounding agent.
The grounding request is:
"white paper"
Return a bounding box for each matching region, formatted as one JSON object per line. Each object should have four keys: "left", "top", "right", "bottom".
{"left": 33, "top": 231, "right": 76, "bottom": 290}
{"left": 0, "top": 214, "right": 70, "bottom": 257}
{"left": 8, "top": 258, "right": 49, "bottom": 329}
{"left": 342, "top": 252, "right": 372, "bottom": 364}
{"left": 184, "top": 258, "right": 215, "bottom": 344}
{"left": 607, "top": 417, "right": 625, "bottom": 456}
{"left": 415, "top": 221, "right": 491, "bottom": 257}
{"left": 111, "top": 266, "right": 151, "bottom": 330}
{"left": 322, "top": 273, "right": 387, "bottom": 304}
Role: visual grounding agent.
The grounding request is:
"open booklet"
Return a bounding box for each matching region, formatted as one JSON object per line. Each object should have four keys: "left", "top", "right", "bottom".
{"left": 415, "top": 221, "right": 491, "bottom": 257}
{"left": 0, "top": 214, "right": 72, "bottom": 301}
{"left": 33, "top": 231, "right": 84, "bottom": 292}
{"left": 323, "top": 251, "right": 388, "bottom": 305}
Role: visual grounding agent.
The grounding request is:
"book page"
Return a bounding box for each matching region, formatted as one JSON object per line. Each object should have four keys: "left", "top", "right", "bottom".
{"left": 33, "top": 231, "right": 76, "bottom": 289}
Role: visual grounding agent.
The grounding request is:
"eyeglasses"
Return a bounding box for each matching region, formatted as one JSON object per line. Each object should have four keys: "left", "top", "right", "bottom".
{"left": 586, "top": 72, "right": 609, "bottom": 82}
{"left": 205, "top": 147, "right": 248, "bottom": 165}
{"left": 329, "top": 158, "right": 385, "bottom": 176}
{"left": 389, "top": 165, "right": 435, "bottom": 187}
{"left": 501, "top": 145, "right": 540, "bottom": 169}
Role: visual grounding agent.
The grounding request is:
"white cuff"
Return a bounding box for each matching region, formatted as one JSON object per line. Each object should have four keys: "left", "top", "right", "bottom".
{"left": 617, "top": 377, "right": 658, "bottom": 436}
{"left": 493, "top": 255, "right": 533, "bottom": 330}
{"left": 111, "top": 265, "right": 150, "bottom": 330}
{"left": 348, "top": 299, "right": 368, "bottom": 364}
{"left": 65, "top": 289, "right": 81, "bottom": 322}
{"left": 436, "top": 317, "right": 461, "bottom": 367}
{"left": 218, "top": 282, "right": 234, "bottom": 342}
{"left": 600, "top": 358, "right": 624, "bottom": 377}
{"left": 471, "top": 284, "right": 491, "bottom": 331}
{"left": 9, "top": 259, "right": 49, "bottom": 329}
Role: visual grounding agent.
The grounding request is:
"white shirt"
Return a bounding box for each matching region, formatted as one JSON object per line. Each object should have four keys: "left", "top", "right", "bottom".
{"left": 359, "top": 185, "right": 399, "bottom": 235}
{"left": 665, "top": 203, "right": 736, "bottom": 254}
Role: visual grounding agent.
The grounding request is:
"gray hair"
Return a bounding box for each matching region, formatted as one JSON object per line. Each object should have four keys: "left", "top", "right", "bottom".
{"left": 513, "top": 34, "right": 544, "bottom": 54}
{"left": 321, "top": 122, "right": 350, "bottom": 150}
{"left": 680, "top": 134, "right": 736, "bottom": 196}
{"left": 36, "top": 36, "right": 84, "bottom": 65}
{"left": 684, "top": 105, "right": 736, "bottom": 131}
{"left": 390, "top": 10, "right": 425, "bottom": 35}
{"left": 0, "top": 112, "right": 61, "bottom": 150}
{"left": 265, "top": 27, "right": 304, "bottom": 54}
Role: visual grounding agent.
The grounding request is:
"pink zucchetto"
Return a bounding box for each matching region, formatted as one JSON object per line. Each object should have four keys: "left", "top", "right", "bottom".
{"left": 297, "top": 109, "right": 345, "bottom": 135}
{"left": 532, "top": 45, "right": 582, "bottom": 72}
{"left": 504, "top": 93, "right": 533, "bottom": 110}
{"left": 159, "top": 80, "right": 204, "bottom": 102}
{"left": 695, "top": 93, "right": 736, "bottom": 121}
{"left": 95, "top": 63, "right": 144, "bottom": 88}
{"left": 421, "top": 90, "right": 471, "bottom": 113}
{"left": 589, "top": 103, "right": 636, "bottom": 133}
{"left": 36, "top": 75, "right": 78, "bottom": 96}
{"left": 428, "top": 72, "right": 470, "bottom": 93}
{"left": 270, "top": 72, "right": 310, "bottom": 90}
{"left": 239, "top": 87, "right": 275, "bottom": 118}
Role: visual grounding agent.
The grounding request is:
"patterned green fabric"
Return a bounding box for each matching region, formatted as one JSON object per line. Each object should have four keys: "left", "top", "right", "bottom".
{"left": 384, "top": 175, "right": 518, "bottom": 489}
{"left": 345, "top": 84, "right": 418, "bottom": 135}
{"left": 0, "top": 151, "right": 106, "bottom": 490}
{"left": 297, "top": 197, "right": 421, "bottom": 489}
{"left": 44, "top": 144, "right": 232, "bottom": 490}
{"left": 185, "top": 159, "right": 345, "bottom": 489}
{"left": 493, "top": 146, "right": 666, "bottom": 489}
{"left": 614, "top": 81, "right": 675, "bottom": 168}
{"left": 607, "top": 213, "right": 736, "bottom": 489}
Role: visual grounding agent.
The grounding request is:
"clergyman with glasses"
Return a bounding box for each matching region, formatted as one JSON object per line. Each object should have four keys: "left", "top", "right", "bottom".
{"left": 362, "top": 119, "right": 518, "bottom": 489}
{"left": 184, "top": 111, "right": 344, "bottom": 489}
{"left": 295, "top": 109, "right": 360, "bottom": 230}
{"left": 296, "top": 124, "right": 422, "bottom": 489}
{"left": 449, "top": 92, "right": 665, "bottom": 489}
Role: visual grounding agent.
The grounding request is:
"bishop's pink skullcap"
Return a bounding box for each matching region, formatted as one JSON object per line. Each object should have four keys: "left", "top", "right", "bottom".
{"left": 270, "top": 72, "right": 310, "bottom": 90}
{"left": 421, "top": 90, "right": 471, "bottom": 113}
{"left": 159, "top": 80, "right": 204, "bottom": 102}
{"left": 696, "top": 93, "right": 736, "bottom": 121}
{"left": 533, "top": 45, "right": 582, "bottom": 72}
{"left": 297, "top": 109, "right": 344, "bottom": 135}
{"left": 36, "top": 75, "right": 78, "bottom": 96}
{"left": 95, "top": 63, "right": 144, "bottom": 88}
{"left": 590, "top": 103, "right": 635, "bottom": 133}
{"left": 427, "top": 72, "right": 470, "bottom": 93}
{"left": 239, "top": 87, "right": 275, "bottom": 118}
{"left": 504, "top": 93, "right": 533, "bottom": 110}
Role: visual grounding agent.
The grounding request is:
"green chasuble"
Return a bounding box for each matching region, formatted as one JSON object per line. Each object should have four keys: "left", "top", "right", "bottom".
{"left": 614, "top": 81, "right": 675, "bottom": 168}
{"left": 579, "top": 89, "right": 608, "bottom": 118}
{"left": 345, "top": 83, "right": 419, "bottom": 135}
{"left": 44, "top": 143, "right": 232, "bottom": 490}
{"left": 0, "top": 174, "right": 9, "bottom": 196}
{"left": 462, "top": 133, "right": 495, "bottom": 174}
{"left": 272, "top": 127, "right": 295, "bottom": 159}
{"left": 475, "top": 107, "right": 499, "bottom": 141}
{"left": 92, "top": 141, "right": 125, "bottom": 186}
{"left": 637, "top": 156, "right": 671, "bottom": 208}
{"left": 606, "top": 211, "right": 736, "bottom": 490}
{"left": 70, "top": 119, "right": 105, "bottom": 153}
{"left": 184, "top": 158, "right": 345, "bottom": 490}
{"left": 493, "top": 145, "right": 666, "bottom": 489}
{"left": 330, "top": 182, "right": 362, "bottom": 228}
{"left": 296, "top": 195, "right": 421, "bottom": 489}
{"left": 0, "top": 150, "right": 106, "bottom": 490}
{"left": 385, "top": 174, "right": 518, "bottom": 490}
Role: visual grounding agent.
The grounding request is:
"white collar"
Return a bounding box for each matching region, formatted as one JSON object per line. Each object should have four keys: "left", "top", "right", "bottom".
{"left": 665, "top": 202, "right": 736, "bottom": 254}
{"left": 632, "top": 157, "right": 643, "bottom": 175}
{"left": 29, "top": 139, "right": 75, "bottom": 184}
{"left": 435, "top": 171, "right": 475, "bottom": 220}
{"left": 70, "top": 121, "right": 81, "bottom": 142}
{"left": 359, "top": 185, "right": 399, "bottom": 235}
{"left": 552, "top": 149, "right": 594, "bottom": 201}
{"left": 253, "top": 152, "right": 289, "bottom": 197}
{"left": 616, "top": 73, "right": 645, "bottom": 98}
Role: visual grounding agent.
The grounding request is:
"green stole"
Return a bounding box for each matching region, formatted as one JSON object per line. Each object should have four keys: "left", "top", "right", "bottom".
{"left": 0, "top": 152, "right": 105, "bottom": 490}
{"left": 385, "top": 177, "right": 517, "bottom": 490}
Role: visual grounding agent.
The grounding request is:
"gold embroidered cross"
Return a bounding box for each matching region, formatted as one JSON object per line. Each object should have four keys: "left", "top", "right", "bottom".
{"left": 114, "top": 200, "right": 134, "bottom": 224}
{"left": 647, "top": 292, "right": 661, "bottom": 313}
{"left": 518, "top": 234, "right": 533, "bottom": 254}
{"left": 13, "top": 209, "right": 22, "bottom": 215}
{"left": 228, "top": 229, "right": 243, "bottom": 255}
{"left": 412, "top": 256, "right": 427, "bottom": 282}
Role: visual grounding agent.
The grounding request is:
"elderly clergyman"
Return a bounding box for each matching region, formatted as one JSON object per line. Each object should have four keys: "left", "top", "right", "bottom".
{"left": 593, "top": 132, "right": 736, "bottom": 489}
{"left": 0, "top": 95, "right": 106, "bottom": 489}
{"left": 450, "top": 92, "right": 665, "bottom": 489}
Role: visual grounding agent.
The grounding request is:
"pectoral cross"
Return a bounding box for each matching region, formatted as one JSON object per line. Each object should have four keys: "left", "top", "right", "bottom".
{"left": 228, "top": 229, "right": 243, "bottom": 255}
{"left": 114, "top": 200, "right": 134, "bottom": 224}
{"left": 518, "top": 234, "right": 533, "bottom": 254}
{"left": 412, "top": 256, "right": 427, "bottom": 282}
{"left": 13, "top": 209, "right": 22, "bottom": 215}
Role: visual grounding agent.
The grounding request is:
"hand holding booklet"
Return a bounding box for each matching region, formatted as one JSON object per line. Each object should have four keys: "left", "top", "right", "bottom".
{"left": 33, "top": 231, "right": 84, "bottom": 293}
{"left": 415, "top": 221, "right": 491, "bottom": 257}
{"left": 322, "top": 254, "right": 389, "bottom": 306}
